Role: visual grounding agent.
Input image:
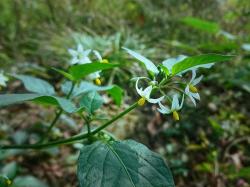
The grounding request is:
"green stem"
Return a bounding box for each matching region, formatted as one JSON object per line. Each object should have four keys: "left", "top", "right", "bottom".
{"left": 39, "top": 83, "right": 75, "bottom": 143}
{"left": 1, "top": 102, "right": 138, "bottom": 149}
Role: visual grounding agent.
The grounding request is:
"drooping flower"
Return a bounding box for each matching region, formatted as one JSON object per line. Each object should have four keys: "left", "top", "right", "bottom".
{"left": 185, "top": 70, "right": 203, "bottom": 106}
{"left": 0, "top": 72, "right": 9, "bottom": 88}
{"left": 68, "top": 44, "right": 91, "bottom": 65}
{"left": 135, "top": 78, "right": 164, "bottom": 106}
{"left": 157, "top": 94, "right": 184, "bottom": 120}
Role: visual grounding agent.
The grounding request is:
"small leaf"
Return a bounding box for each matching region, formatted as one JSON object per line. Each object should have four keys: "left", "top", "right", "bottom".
{"left": 107, "top": 85, "right": 123, "bottom": 106}
{"left": 123, "top": 47, "right": 159, "bottom": 74}
{"left": 0, "top": 94, "right": 76, "bottom": 113}
{"left": 13, "top": 176, "right": 49, "bottom": 187}
{"left": 172, "top": 54, "right": 233, "bottom": 75}
{"left": 78, "top": 140, "right": 175, "bottom": 187}
{"left": 182, "top": 17, "right": 220, "bottom": 33}
{"left": 12, "top": 74, "right": 55, "bottom": 95}
{"left": 80, "top": 91, "right": 103, "bottom": 114}
{"left": 69, "top": 63, "right": 118, "bottom": 80}
{"left": 1, "top": 162, "right": 18, "bottom": 180}
{"left": 64, "top": 81, "right": 113, "bottom": 97}
{"left": 52, "top": 67, "right": 75, "bottom": 81}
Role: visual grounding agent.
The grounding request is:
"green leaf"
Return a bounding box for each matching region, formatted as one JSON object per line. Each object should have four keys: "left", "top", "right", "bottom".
{"left": 80, "top": 91, "right": 103, "bottom": 114}
{"left": 0, "top": 94, "right": 76, "bottom": 113}
{"left": 172, "top": 54, "right": 233, "bottom": 75}
{"left": 52, "top": 67, "right": 75, "bottom": 81}
{"left": 107, "top": 85, "right": 123, "bottom": 106}
{"left": 1, "top": 162, "right": 18, "bottom": 180}
{"left": 78, "top": 140, "right": 175, "bottom": 187}
{"left": 182, "top": 17, "right": 220, "bottom": 33}
{"left": 123, "top": 47, "right": 159, "bottom": 74}
{"left": 12, "top": 74, "right": 55, "bottom": 95}
{"left": 12, "top": 176, "right": 48, "bottom": 187}
{"left": 69, "top": 63, "right": 118, "bottom": 80}
{"left": 62, "top": 81, "right": 113, "bottom": 97}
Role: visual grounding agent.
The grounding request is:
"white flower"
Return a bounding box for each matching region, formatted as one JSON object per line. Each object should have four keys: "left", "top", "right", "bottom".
{"left": 157, "top": 94, "right": 184, "bottom": 120}
{"left": 0, "top": 72, "right": 8, "bottom": 87}
{"left": 185, "top": 70, "right": 203, "bottom": 106}
{"left": 136, "top": 78, "right": 164, "bottom": 105}
{"left": 68, "top": 44, "right": 91, "bottom": 65}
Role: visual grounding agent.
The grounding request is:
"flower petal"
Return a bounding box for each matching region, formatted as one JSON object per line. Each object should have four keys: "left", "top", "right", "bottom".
{"left": 157, "top": 102, "right": 171, "bottom": 114}
{"left": 135, "top": 79, "right": 144, "bottom": 97}
{"left": 93, "top": 50, "right": 102, "bottom": 61}
{"left": 148, "top": 96, "right": 164, "bottom": 104}
{"left": 171, "top": 94, "right": 179, "bottom": 110}
{"left": 191, "top": 92, "right": 200, "bottom": 100}
{"left": 179, "top": 94, "right": 184, "bottom": 109}
{"left": 77, "top": 44, "right": 84, "bottom": 53}
{"left": 185, "top": 85, "right": 190, "bottom": 94}
{"left": 190, "top": 70, "right": 197, "bottom": 83}
{"left": 143, "top": 85, "right": 153, "bottom": 99}
{"left": 189, "top": 94, "right": 197, "bottom": 106}
{"left": 192, "top": 75, "right": 203, "bottom": 86}
{"left": 68, "top": 49, "right": 78, "bottom": 57}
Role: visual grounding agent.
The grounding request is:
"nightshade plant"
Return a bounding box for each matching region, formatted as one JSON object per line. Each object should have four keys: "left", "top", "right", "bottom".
{"left": 0, "top": 44, "right": 232, "bottom": 187}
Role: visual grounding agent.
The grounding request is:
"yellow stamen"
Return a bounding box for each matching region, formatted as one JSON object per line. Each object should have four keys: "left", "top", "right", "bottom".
{"left": 101, "top": 59, "right": 109, "bottom": 64}
{"left": 95, "top": 78, "right": 101, "bottom": 85}
{"left": 6, "top": 179, "right": 12, "bottom": 185}
{"left": 137, "top": 97, "right": 146, "bottom": 106}
{"left": 189, "top": 84, "right": 198, "bottom": 93}
{"left": 173, "top": 111, "right": 180, "bottom": 121}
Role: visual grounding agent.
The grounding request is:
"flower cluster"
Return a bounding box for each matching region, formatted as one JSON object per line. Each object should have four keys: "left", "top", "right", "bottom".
{"left": 123, "top": 47, "right": 214, "bottom": 121}
{"left": 68, "top": 44, "right": 108, "bottom": 85}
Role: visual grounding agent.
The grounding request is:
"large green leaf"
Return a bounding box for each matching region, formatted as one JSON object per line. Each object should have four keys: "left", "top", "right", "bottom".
{"left": 182, "top": 17, "right": 220, "bottom": 33}
{"left": 12, "top": 74, "right": 55, "bottom": 95}
{"left": 69, "top": 63, "right": 119, "bottom": 80}
{"left": 78, "top": 140, "right": 175, "bottom": 187}
{"left": 0, "top": 94, "right": 76, "bottom": 113}
{"left": 123, "top": 47, "right": 159, "bottom": 74}
{"left": 80, "top": 91, "right": 103, "bottom": 114}
{"left": 172, "top": 54, "right": 232, "bottom": 75}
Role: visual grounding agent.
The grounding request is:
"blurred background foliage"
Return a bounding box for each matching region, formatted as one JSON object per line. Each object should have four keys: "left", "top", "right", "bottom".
{"left": 0, "top": 0, "right": 250, "bottom": 187}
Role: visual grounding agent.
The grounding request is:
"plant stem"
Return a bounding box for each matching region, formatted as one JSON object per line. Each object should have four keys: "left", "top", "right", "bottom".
{"left": 39, "top": 82, "right": 75, "bottom": 143}
{"left": 1, "top": 102, "right": 138, "bottom": 149}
